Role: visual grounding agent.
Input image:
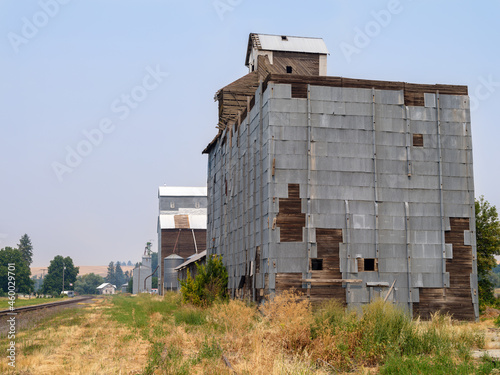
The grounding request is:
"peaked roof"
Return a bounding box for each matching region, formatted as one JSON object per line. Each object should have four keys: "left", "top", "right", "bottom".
{"left": 245, "top": 33, "right": 329, "bottom": 66}
{"left": 97, "top": 283, "right": 116, "bottom": 289}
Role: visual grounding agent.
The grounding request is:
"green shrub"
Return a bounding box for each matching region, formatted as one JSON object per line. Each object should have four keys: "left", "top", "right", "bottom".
{"left": 180, "top": 255, "right": 228, "bottom": 307}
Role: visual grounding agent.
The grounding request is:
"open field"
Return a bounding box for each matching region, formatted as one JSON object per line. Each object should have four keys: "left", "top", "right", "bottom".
{"left": 31, "top": 265, "right": 135, "bottom": 278}
{"left": 1, "top": 293, "right": 500, "bottom": 374}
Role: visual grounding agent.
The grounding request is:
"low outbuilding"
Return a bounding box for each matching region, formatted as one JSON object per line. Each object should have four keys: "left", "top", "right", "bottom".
{"left": 97, "top": 283, "right": 116, "bottom": 295}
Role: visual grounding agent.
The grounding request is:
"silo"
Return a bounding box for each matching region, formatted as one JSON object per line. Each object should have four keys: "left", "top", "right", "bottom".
{"left": 164, "top": 254, "right": 184, "bottom": 292}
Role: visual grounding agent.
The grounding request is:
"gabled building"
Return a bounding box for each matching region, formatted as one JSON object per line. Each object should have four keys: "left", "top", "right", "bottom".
{"left": 97, "top": 283, "right": 116, "bottom": 295}
{"left": 157, "top": 186, "right": 207, "bottom": 294}
{"left": 203, "top": 33, "right": 478, "bottom": 320}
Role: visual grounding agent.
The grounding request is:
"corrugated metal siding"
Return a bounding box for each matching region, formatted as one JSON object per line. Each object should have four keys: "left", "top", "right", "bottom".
{"left": 206, "top": 79, "right": 477, "bottom": 320}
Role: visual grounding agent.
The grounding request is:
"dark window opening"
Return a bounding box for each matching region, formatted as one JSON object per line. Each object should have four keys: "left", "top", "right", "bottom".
{"left": 364, "top": 258, "right": 376, "bottom": 271}
{"left": 281, "top": 35, "right": 288, "bottom": 41}
{"left": 286, "top": 66, "right": 293, "bottom": 74}
{"left": 311, "top": 258, "right": 323, "bottom": 271}
{"left": 252, "top": 65, "right": 255, "bottom": 72}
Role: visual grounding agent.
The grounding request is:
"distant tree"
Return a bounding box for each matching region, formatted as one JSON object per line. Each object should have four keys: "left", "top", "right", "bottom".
{"left": 41, "top": 256, "right": 79, "bottom": 295}
{"left": 105, "top": 261, "right": 115, "bottom": 285}
{"left": 476, "top": 196, "right": 500, "bottom": 304}
{"left": 0, "top": 247, "right": 34, "bottom": 294}
{"left": 152, "top": 276, "right": 158, "bottom": 289}
{"left": 74, "top": 273, "right": 105, "bottom": 295}
{"left": 17, "top": 234, "right": 33, "bottom": 267}
{"left": 127, "top": 260, "right": 132, "bottom": 266}
{"left": 127, "top": 277, "right": 133, "bottom": 293}
{"left": 123, "top": 270, "right": 131, "bottom": 283}
{"left": 115, "top": 262, "right": 125, "bottom": 286}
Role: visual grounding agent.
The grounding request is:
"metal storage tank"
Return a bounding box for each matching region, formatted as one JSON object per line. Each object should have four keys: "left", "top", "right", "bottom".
{"left": 164, "top": 254, "right": 184, "bottom": 291}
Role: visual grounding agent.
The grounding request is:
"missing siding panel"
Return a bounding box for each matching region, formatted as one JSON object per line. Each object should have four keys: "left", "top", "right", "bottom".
{"left": 413, "top": 134, "right": 424, "bottom": 147}
{"left": 255, "top": 246, "right": 261, "bottom": 274}
{"left": 276, "top": 184, "right": 306, "bottom": 242}
{"left": 286, "top": 66, "right": 293, "bottom": 74}
{"left": 238, "top": 276, "right": 246, "bottom": 289}
{"left": 291, "top": 83, "right": 308, "bottom": 98}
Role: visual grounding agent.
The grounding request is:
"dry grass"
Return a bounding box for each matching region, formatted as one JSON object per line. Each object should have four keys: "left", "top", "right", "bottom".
{"left": 3, "top": 292, "right": 498, "bottom": 374}
{"left": 0, "top": 297, "right": 149, "bottom": 374}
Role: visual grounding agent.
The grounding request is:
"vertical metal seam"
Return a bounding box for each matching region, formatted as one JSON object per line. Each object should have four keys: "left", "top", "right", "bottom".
{"left": 256, "top": 83, "right": 264, "bottom": 302}
{"left": 345, "top": 200, "right": 351, "bottom": 301}
{"left": 372, "top": 89, "right": 379, "bottom": 263}
{"left": 236, "top": 115, "right": 242, "bottom": 298}
{"left": 405, "top": 202, "right": 413, "bottom": 316}
{"left": 372, "top": 88, "right": 378, "bottom": 202}
{"left": 436, "top": 91, "right": 446, "bottom": 290}
{"left": 405, "top": 105, "right": 412, "bottom": 177}
{"left": 306, "top": 85, "right": 312, "bottom": 275}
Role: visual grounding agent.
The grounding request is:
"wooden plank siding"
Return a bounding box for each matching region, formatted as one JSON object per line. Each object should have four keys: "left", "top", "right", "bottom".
{"left": 413, "top": 134, "right": 424, "bottom": 147}
{"left": 272, "top": 51, "right": 320, "bottom": 76}
{"left": 413, "top": 218, "right": 475, "bottom": 320}
{"left": 160, "top": 228, "right": 206, "bottom": 261}
{"left": 275, "top": 273, "right": 304, "bottom": 294}
{"left": 310, "top": 229, "right": 346, "bottom": 305}
{"left": 263, "top": 74, "right": 468, "bottom": 105}
{"left": 276, "top": 184, "right": 306, "bottom": 242}
{"left": 174, "top": 215, "right": 190, "bottom": 229}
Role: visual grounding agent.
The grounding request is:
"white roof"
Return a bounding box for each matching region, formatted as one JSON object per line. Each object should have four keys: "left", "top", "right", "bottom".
{"left": 158, "top": 186, "right": 207, "bottom": 197}
{"left": 257, "top": 34, "right": 329, "bottom": 54}
{"left": 96, "top": 283, "right": 116, "bottom": 289}
{"left": 159, "top": 214, "right": 207, "bottom": 229}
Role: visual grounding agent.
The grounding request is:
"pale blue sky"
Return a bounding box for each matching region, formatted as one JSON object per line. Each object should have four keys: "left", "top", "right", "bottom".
{"left": 0, "top": 0, "right": 499, "bottom": 267}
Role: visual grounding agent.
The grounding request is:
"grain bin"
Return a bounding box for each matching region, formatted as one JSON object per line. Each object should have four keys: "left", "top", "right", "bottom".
{"left": 164, "top": 254, "right": 184, "bottom": 291}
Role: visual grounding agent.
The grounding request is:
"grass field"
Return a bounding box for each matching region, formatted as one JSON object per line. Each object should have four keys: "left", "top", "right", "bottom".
{"left": 1, "top": 292, "right": 499, "bottom": 374}
{"left": 0, "top": 297, "right": 63, "bottom": 310}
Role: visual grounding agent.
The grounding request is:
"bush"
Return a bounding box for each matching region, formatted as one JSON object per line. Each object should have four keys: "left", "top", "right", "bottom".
{"left": 180, "top": 255, "right": 228, "bottom": 307}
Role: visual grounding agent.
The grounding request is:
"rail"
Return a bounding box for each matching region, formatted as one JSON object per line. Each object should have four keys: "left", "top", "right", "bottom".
{"left": 0, "top": 296, "right": 95, "bottom": 317}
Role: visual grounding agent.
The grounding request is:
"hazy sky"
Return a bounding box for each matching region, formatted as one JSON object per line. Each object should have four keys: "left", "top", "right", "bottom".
{"left": 1, "top": 0, "right": 499, "bottom": 267}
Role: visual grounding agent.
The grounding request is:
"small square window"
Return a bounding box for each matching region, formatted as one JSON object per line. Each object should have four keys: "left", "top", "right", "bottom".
{"left": 364, "top": 258, "right": 375, "bottom": 271}
{"left": 413, "top": 134, "right": 424, "bottom": 147}
{"left": 358, "top": 258, "right": 378, "bottom": 272}
{"left": 281, "top": 35, "right": 288, "bottom": 41}
{"left": 286, "top": 66, "right": 293, "bottom": 74}
{"left": 311, "top": 258, "right": 323, "bottom": 271}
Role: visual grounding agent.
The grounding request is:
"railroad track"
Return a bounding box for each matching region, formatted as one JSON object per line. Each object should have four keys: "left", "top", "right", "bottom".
{"left": 0, "top": 296, "right": 95, "bottom": 317}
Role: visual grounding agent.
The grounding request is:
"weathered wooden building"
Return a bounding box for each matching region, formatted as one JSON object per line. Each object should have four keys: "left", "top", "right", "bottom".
{"left": 203, "top": 33, "right": 478, "bottom": 320}
{"left": 157, "top": 186, "right": 207, "bottom": 295}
